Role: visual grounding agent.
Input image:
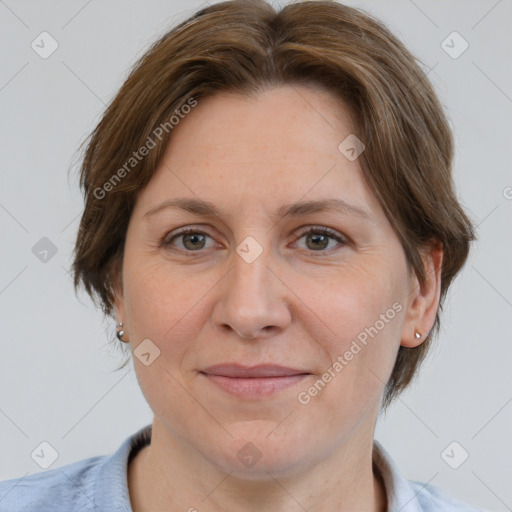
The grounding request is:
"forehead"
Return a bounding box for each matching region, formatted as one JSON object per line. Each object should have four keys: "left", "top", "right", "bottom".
{"left": 169, "top": 84, "right": 358, "bottom": 159}
{"left": 133, "top": 84, "right": 381, "bottom": 220}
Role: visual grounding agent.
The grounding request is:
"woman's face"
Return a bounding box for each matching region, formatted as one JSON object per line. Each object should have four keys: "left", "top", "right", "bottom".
{"left": 115, "top": 84, "right": 435, "bottom": 476}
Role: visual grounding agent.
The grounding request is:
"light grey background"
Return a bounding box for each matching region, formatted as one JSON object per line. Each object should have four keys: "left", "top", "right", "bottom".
{"left": 0, "top": 0, "right": 511, "bottom": 510}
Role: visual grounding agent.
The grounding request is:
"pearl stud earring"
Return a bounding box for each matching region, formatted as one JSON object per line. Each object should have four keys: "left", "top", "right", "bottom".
{"left": 116, "top": 322, "right": 127, "bottom": 342}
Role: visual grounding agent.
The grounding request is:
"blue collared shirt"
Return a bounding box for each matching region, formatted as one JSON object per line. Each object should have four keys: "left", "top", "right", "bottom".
{"left": 0, "top": 424, "right": 484, "bottom": 511}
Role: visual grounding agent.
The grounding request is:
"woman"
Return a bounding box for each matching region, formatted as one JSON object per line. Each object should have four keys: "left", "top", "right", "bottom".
{"left": 0, "top": 0, "right": 483, "bottom": 510}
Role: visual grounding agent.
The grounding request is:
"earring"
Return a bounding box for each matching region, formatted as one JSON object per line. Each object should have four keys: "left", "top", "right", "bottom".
{"left": 116, "top": 322, "right": 128, "bottom": 343}
{"left": 414, "top": 331, "right": 422, "bottom": 340}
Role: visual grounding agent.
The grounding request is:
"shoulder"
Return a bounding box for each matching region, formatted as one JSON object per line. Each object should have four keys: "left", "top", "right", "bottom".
{"left": 410, "top": 480, "right": 486, "bottom": 511}
{"left": 0, "top": 424, "right": 151, "bottom": 512}
{"left": 372, "top": 440, "right": 486, "bottom": 512}
{"left": 0, "top": 455, "right": 105, "bottom": 512}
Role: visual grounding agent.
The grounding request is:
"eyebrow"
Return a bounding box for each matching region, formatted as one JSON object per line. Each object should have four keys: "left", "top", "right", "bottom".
{"left": 142, "top": 197, "right": 373, "bottom": 223}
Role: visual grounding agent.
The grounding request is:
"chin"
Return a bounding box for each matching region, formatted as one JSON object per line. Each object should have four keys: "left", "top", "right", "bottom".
{"left": 200, "top": 424, "right": 318, "bottom": 479}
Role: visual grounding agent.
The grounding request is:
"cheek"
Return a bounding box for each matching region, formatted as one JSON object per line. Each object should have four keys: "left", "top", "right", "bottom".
{"left": 122, "top": 260, "right": 208, "bottom": 415}
{"left": 293, "top": 259, "right": 406, "bottom": 399}
{"left": 302, "top": 258, "right": 405, "bottom": 341}
{"left": 123, "top": 258, "right": 205, "bottom": 350}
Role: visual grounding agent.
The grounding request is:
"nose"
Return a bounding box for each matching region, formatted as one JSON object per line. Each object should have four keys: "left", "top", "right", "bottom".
{"left": 212, "top": 245, "right": 292, "bottom": 340}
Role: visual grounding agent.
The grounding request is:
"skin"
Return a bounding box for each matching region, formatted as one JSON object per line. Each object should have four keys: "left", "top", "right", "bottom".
{"left": 114, "top": 84, "right": 443, "bottom": 512}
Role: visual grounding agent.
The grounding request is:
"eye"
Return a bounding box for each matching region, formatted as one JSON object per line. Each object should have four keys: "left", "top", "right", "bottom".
{"left": 293, "top": 226, "right": 347, "bottom": 252}
{"left": 162, "top": 225, "right": 348, "bottom": 254}
{"left": 162, "top": 227, "right": 216, "bottom": 252}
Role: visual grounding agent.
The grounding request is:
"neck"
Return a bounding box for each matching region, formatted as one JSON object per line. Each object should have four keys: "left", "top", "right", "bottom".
{"left": 128, "top": 419, "right": 387, "bottom": 512}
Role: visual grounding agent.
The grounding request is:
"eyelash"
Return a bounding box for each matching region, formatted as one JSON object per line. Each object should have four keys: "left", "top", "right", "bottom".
{"left": 161, "top": 226, "right": 348, "bottom": 255}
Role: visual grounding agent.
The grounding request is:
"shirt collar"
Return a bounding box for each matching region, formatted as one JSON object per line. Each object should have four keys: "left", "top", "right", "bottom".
{"left": 94, "top": 424, "right": 424, "bottom": 512}
{"left": 373, "top": 439, "right": 425, "bottom": 512}
{"left": 94, "top": 423, "right": 152, "bottom": 512}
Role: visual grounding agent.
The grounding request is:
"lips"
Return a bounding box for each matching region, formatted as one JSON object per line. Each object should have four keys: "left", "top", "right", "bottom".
{"left": 200, "top": 364, "right": 311, "bottom": 399}
{"left": 201, "top": 364, "right": 309, "bottom": 378}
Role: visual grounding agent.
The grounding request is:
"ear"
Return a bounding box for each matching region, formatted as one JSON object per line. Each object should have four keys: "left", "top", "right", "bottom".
{"left": 113, "top": 292, "right": 125, "bottom": 325}
{"left": 111, "top": 267, "right": 126, "bottom": 324}
{"left": 400, "top": 241, "right": 443, "bottom": 348}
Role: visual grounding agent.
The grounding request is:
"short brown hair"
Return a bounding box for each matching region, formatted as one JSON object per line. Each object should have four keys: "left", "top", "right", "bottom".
{"left": 72, "top": 0, "right": 475, "bottom": 408}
